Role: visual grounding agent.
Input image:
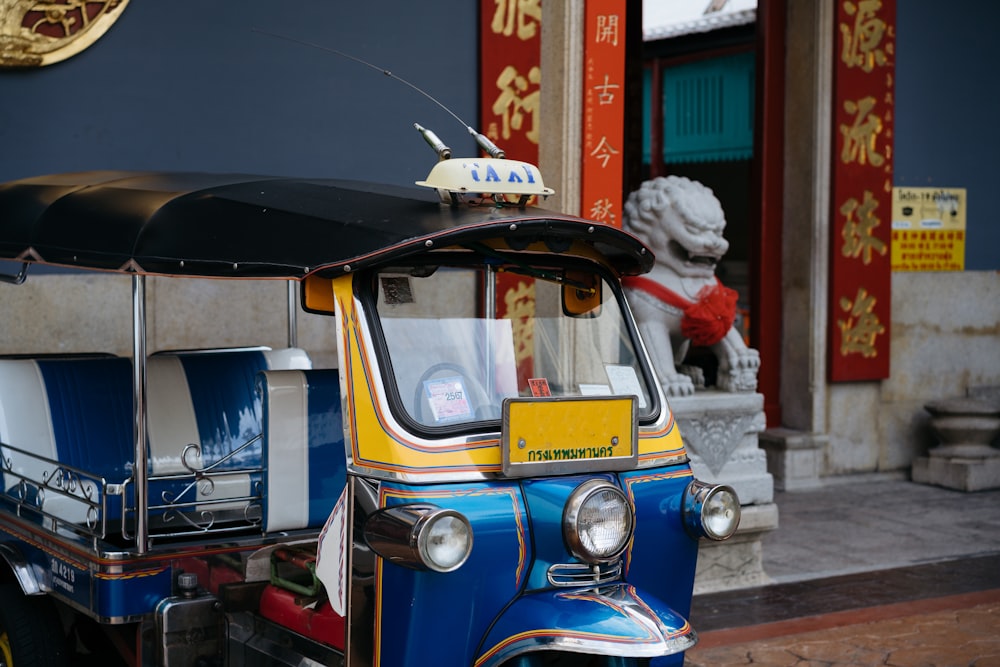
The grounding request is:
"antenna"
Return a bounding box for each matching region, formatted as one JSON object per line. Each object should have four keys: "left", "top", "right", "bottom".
{"left": 252, "top": 28, "right": 505, "bottom": 158}
{"left": 414, "top": 123, "right": 451, "bottom": 161}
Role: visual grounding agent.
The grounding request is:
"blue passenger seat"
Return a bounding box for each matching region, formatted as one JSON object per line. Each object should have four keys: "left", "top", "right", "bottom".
{"left": 146, "top": 347, "right": 312, "bottom": 515}
{"left": 1, "top": 347, "right": 317, "bottom": 535}
{"left": 0, "top": 356, "right": 133, "bottom": 527}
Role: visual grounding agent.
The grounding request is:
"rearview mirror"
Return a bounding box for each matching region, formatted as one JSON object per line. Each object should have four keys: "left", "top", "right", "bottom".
{"left": 562, "top": 271, "right": 602, "bottom": 317}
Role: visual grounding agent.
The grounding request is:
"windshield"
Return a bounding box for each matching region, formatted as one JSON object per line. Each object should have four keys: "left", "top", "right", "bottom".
{"left": 371, "top": 260, "right": 656, "bottom": 432}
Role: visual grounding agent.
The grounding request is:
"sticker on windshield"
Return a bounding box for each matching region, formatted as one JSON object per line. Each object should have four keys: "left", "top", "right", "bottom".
{"left": 605, "top": 365, "right": 647, "bottom": 409}
{"left": 528, "top": 377, "right": 551, "bottom": 397}
{"left": 424, "top": 376, "right": 473, "bottom": 422}
{"left": 579, "top": 383, "right": 611, "bottom": 396}
{"left": 380, "top": 276, "right": 415, "bottom": 305}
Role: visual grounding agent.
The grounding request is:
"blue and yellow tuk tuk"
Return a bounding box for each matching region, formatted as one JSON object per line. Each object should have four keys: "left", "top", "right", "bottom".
{"left": 0, "top": 152, "right": 739, "bottom": 665}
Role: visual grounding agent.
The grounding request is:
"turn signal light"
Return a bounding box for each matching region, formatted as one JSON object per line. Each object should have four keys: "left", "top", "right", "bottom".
{"left": 682, "top": 480, "right": 741, "bottom": 541}
{"left": 364, "top": 504, "right": 473, "bottom": 572}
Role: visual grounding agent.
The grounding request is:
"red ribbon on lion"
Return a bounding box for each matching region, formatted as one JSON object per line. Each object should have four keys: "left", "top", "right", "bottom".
{"left": 623, "top": 276, "right": 738, "bottom": 347}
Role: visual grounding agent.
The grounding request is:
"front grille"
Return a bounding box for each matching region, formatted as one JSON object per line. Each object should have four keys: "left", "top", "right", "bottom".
{"left": 547, "top": 560, "right": 622, "bottom": 587}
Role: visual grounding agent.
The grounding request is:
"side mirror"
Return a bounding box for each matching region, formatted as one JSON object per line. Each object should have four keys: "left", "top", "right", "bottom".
{"left": 301, "top": 274, "right": 336, "bottom": 315}
{"left": 562, "top": 271, "right": 602, "bottom": 317}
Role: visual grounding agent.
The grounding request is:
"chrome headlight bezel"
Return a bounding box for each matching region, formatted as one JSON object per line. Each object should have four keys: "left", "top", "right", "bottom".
{"left": 563, "top": 479, "right": 634, "bottom": 563}
{"left": 364, "top": 503, "right": 473, "bottom": 573}
{"left": 682, "top": 480, "right": 741, "bottom": 541}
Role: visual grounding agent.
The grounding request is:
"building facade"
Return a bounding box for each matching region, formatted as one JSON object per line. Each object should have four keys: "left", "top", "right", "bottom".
{"left": 2, "top": 0, "right": 998, "bottom": 487}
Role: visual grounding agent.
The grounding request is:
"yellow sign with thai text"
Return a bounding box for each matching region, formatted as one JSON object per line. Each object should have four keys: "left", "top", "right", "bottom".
{"left": 501, "top": 396, "right": 637, "bottom": 477}
{"left": 891, "top": 187, "right": 966, "bottom": 272}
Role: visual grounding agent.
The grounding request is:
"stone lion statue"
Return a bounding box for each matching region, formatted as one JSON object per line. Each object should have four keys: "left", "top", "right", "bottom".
{"left": 622, "top": 176, "right": 759, "bottom": 396}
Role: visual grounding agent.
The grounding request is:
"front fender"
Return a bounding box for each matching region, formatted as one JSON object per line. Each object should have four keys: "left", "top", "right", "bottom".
{"left": 0, "top": 543, "right": 42, "bottom": 595}
{"left": 474, "top": 584, "right": 697, "bottom": 667}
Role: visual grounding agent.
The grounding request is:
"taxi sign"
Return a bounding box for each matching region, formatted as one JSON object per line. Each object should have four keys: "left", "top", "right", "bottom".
{"left": 501, "top": 396, "right": 637, "bottom": 477}
{"left": 416, "top": 157, "right": 554, "bottom": 197}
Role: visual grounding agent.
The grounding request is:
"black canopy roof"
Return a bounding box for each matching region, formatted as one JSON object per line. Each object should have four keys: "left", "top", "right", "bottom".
{"left": 0, "top": 171, "right": 653, "bottom": 279}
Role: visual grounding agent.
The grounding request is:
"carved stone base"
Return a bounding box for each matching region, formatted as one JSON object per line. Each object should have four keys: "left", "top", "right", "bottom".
{"left": 669, "top": 391, "right": 772, "bottom": 504}
{"left": 669, "top": 391, "right": 777, "bottom": 593}
{"left": 694, "top": 503, "right": 778, "bottom": 594}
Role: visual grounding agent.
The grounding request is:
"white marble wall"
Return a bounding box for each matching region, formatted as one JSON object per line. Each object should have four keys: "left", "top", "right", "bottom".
{"left": 777, "top": 0, "right": 1000, "bottom": 481}
{"left": 0, "top": 274, "right": 340, "bottom": 368}
{"left": 7, "top": 270, "right": 997, "bottom": 481}
{"left": 824, "top": 271, "right": 1000, "bottom": 475}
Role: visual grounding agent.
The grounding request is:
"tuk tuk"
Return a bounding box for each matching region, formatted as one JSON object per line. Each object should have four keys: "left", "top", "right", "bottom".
{"left": 0, "top": 150, "right": 740, "bottom": 666}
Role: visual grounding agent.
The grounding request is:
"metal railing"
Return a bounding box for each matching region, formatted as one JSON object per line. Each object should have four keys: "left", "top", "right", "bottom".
{"left": 1, "top": 436, "right": 266, "bottom": 553}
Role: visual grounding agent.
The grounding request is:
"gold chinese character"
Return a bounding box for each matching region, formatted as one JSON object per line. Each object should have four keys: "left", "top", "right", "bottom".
{"left": 840, "top": 0, "right": 891, "bottom": 72}
{"left": 589, "top": 197, "right": 615, "bottom": 224}
{"left": 492, "top": 65, "right": 541, "bottom": 144}
{"left": 596, "top": 14, "right": 620, "bottom": 46}
{"left": 840, "top": 96, "right": 885, "bottom": 166}
{"left": 491, "top": 0, "right": 541, "bottom": 40}
{"left": 503, "top": 280, "right": 536, "bottom": 365}
{"left": 594, "top": 74, "right": 619, "bottom": 106}
{"left": 589, "top": 136, "right": 619, "bottom": 168}
{"left": 840, "top": 190, "right": 887, "bottom": 264}
{"left": 837, "top": 287, "right": 885, "bottom": 358}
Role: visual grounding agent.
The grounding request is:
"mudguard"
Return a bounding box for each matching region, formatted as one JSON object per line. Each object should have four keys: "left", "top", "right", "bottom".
{"left": 0, "top": 543, "right": 41, "bottom": 595}
{"left": 474, "top": 584, "right": 697, "bottom": 667}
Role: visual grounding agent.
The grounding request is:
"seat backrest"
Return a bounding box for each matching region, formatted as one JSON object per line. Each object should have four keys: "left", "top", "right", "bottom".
{"left": 0, "top": 356, "right": 132, "bottom": 525}
{"left": 37, "top": 356, "right": 134, "bottom": 477}
{"left": 259, "top": 369, "right": 345, "bottom": 533}
{"left": 147, "top": 348, "right": 312, "bottom": 475}
{"left": 0, "top": 359, "right": 59, "bottom": 476}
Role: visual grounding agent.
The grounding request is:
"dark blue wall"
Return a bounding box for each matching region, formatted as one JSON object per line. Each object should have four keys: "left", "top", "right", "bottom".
{"left": 0, "top": 2, "right": 479, "bottom": 187}
{"left": 7, "top": 4, "right": 991, "bottom": 270}
{"left": 895, "top": 1, "right": 1000, "bottom": 271}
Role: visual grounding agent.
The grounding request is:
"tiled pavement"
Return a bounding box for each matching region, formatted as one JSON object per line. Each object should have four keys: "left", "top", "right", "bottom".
{"left": 683, "top": 479, "right": 1000, "bottom": 666}
{"left": 685, "top": 595, "right": 1000, "bottom": 666}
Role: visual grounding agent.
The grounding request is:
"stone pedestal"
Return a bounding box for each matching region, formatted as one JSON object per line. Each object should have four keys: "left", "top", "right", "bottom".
{"left": 669, "top": 391, "right": 778, "bottom": 593}
{"left": 759, "top": 428, "right": 826, "bottom": 491}
{"left": 912, "top": 447, "right": 1000, "bottom": 492}
{"left": 693, "top": 503, "right": 778, "bottom": 594}
{"left": 912, "top": 396, "right": 1000, "bottom": 492}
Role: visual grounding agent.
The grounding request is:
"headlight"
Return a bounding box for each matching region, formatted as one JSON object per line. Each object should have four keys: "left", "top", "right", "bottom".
{"left": 682, "top": 480, "right": 741, "bottom": 541}
{"left": 364, "top": 504, "right": 473, "bottom": 572}
{"left": 418, "top": 512, "right": 472, "bottom": 571}
{"left": 563, "top": 480, "right": 634, "bottom": 563}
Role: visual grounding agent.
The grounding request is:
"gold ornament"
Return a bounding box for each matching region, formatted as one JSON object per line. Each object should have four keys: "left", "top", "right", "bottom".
{"left": 1, "top": 0, "right": 129, "bottom": 67}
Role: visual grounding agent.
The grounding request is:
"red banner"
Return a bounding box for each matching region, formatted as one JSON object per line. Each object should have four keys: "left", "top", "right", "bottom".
{"left": 580, "top": 0, "right": 626, "bottom": 228}
{"left": 480, "top": 1, "right": 542, "bottom": 385}
{"left": 828, "top": 0, "right": 895, "bottom": 381}
{"left": 480, "top": 0, "right": 542, "bottom": 164}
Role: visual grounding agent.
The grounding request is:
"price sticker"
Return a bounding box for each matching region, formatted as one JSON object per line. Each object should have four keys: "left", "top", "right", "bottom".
{"left": 424, "top": 376, "right": 473, "bottom": 423}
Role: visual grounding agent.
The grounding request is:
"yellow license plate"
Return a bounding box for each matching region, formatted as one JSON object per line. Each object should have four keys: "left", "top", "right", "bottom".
{"left": 501, "top": 396, "right": 638, "bottom": 477}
